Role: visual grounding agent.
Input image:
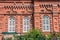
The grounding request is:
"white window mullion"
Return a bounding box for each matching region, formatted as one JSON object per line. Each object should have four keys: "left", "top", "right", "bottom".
{"left": 8, "top": 16, "right": 15, "bottom": 32}
{"left": 23, "top": 17, "right": 30, "bottom": 32}
{"left": 42, "top": 16, "right": 50, "bottom": 32}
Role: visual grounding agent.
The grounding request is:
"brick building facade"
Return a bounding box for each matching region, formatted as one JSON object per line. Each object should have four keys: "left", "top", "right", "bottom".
{"left": 0, "top": 0, "right": 60, "bottom": 40}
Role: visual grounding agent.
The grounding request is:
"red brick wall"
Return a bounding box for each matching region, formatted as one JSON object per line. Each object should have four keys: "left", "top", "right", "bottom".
{"left": 34, "top": 1, "right": 60, "bottom": 34}
{"left": 0, "top": 1, "right": 33, "bottom": 40}
{"left": 0, "top": 0, "right": 60, "bottom": 40}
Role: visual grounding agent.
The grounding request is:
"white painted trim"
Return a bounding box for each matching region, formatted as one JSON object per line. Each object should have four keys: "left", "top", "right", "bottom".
{"left": 8, "top": 17, "right": 15, "bottom": 32}
{"left": 23, "top": 17, "right": 30, "bottom": 32}
{"left": 42, "top": 16, "right": 50, "bottom": 32}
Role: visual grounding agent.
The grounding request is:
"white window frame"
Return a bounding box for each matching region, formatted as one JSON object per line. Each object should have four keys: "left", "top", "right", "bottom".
{"left": 42, "top": 16, "right": 50, "bottom": 32}
{"left": 23, "top": 17, "right": 30, "bottom": 32}
{"left": 8, "top": 16, "right": 15, "bottom": 32}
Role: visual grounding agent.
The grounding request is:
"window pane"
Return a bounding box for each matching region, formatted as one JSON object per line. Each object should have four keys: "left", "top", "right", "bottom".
{"left": 8, "top": 16, "right": 15, "bottom": 32}
{"left": 23, "top": 16, "right": 30, "bottom": 32}
{"left": 42, "top": 15, "right": 50, "bottom": 31}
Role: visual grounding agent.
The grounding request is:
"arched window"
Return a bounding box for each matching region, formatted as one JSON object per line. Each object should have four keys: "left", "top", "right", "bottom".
{"left": 42, "top": 15, "right": 50, "bottom": 32}
{"left": 8, "top": 16, "right": 15, "bottom": 32}
{"left": 23, "top": 16, "right": 30, "bottom": 32}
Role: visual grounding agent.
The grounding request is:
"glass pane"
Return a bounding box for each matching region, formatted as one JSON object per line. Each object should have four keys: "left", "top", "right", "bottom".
{"left": 8, "top": 16, "right": 15, "bottom": 32}
{"left": 43, "top": 15, "right": 50, "bottom": 31}
{"left": 23, "top": 16, "right": 30, "bottom": 32}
